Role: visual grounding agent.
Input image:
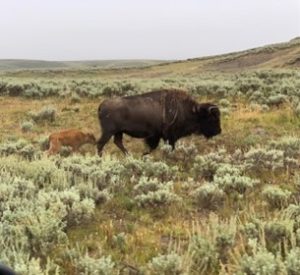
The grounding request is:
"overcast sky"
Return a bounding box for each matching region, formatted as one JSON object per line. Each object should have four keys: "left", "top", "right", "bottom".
{"left": 0, "top": 0, "right": 299, "bottom": 60}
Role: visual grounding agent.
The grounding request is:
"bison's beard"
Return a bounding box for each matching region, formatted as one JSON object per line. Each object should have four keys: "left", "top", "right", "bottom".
{"left": 201, "top": 129, "right": 221, "bottom": 139}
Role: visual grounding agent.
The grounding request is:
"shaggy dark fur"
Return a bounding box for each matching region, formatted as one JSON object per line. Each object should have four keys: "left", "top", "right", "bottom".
{"left": 97, "top": 89, "right": 221, "bottom": 156}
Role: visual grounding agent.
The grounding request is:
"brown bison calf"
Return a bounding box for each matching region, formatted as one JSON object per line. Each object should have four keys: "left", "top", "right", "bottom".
{"left": 47, "top": 129, "right": 96, "bottom": 155}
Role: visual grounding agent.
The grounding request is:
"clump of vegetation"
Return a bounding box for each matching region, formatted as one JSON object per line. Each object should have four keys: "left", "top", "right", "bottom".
{"left": 239, "top": 248, "right": 281, "bottom": 275}
{"left": 285, "top": 248, "right": 300, "bottom": 275}
{"left": 70, "top": 93, "right": 81, "bottom": 103}
{"left": 66, "top": 248, "right": 115, "bottom": 275}
{"left": 244, "top": 148, "right": 285, "bottom": 172}
{"left": 20, "top": 120, "right": 34, "bottom": 133}
{"left": 193, "top": 183, "right": 225, "bottom": 210}
{"left": 0, "top": 139, "right": 39, "bottom": 159}
{"left": 264, "top": 221, "right": 291, "bottom": 254}
{"left": 262, "top": 185, "right": 291, "bottom": 209}
{"left": 268, "top": 136, "right": 300, "bottom": 159}
{"left": 192, "top": 148, "right": 230, "bottom": 180}
{"left": 148, "top": 252, "right": 183, "bottom": 275}
{"left": 29, "top": 105, "right": 56, "bottom": 123}
{"left": 134, "top": 177, "right": 181, "bottom": 208}
{"left": 1, "top": 67, "right": 300, "bottom": 273}
{"left": 213, "top": 164, "right": 259, "bottom": 195}
{"left": 188, "top": 235, "right": 219, "bottom": 274}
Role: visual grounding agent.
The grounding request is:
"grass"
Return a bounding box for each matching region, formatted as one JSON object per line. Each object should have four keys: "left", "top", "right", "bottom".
{"left": 1, "top": 89, "right": 298, "bottom": 273}
{"left": 0, "top": 43, "right": 300, "bottom": 273}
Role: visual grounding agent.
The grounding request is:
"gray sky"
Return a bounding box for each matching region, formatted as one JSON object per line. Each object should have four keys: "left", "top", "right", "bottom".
{"left": 0, "top": 0, "right": 299, "bottom": 60}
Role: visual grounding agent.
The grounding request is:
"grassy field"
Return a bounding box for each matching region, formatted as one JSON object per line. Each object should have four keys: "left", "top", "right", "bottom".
{"left": 0, "top": 40, "right": 300, "bottom": 274}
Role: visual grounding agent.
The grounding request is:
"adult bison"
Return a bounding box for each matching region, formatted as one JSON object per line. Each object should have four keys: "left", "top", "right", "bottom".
{"left": 97, "top": 89, "right": 221, "bottom": 156}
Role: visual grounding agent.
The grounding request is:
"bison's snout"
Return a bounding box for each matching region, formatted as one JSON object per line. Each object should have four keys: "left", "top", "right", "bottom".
{"left": 204, "top": 127, "right": 222, "bottom": 139}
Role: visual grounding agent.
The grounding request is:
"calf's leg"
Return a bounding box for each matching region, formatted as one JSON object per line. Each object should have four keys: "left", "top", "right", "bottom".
{"left": 47, "top": 138, "right": 61, "bottom": 155}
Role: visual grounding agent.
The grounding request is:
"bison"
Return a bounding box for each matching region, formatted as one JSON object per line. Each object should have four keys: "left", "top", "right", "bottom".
{"left": 97, "top": 89, "right": 221, "bottom": 156}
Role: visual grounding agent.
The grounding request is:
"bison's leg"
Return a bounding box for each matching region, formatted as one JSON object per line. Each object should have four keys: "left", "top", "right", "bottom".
{"left": 169, "top": 140, "right": 176, "bottom": 151}
{"left": 97, "top": 132, "right": 112, "bottom": 157}
{"left": 114, "top": 133, "right": 128, "bottom": 155}
{"left": 143, "top": 136, "right": 160, "bottom": 155}
{"left": 165, "top": 138, "right": 176, "bottom": 151}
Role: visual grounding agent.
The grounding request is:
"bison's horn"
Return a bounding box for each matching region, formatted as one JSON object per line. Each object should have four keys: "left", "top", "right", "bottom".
{"left": 208, "top": 106, "right": 218, "bottom": 113}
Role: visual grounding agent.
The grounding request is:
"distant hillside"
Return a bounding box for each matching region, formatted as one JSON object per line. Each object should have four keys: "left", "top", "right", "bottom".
{"left": 201, "top": 37, "right": 300, "bottom": 71}
{"left": 1, "top": 38, "right": 299, "bottom": 76}
{"left": 162, "top": 37, "right": 300, "bottom": 73}
{"left": 0, "top": 59, "right": 168, "bottom": 71}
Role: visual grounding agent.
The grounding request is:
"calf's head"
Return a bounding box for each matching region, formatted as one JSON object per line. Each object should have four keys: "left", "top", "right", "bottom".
{"left": 193, "top": 103, "right": 222, "bottom": 138}
{"left": 85, "top": 133, "right": 97, "bottom": 144}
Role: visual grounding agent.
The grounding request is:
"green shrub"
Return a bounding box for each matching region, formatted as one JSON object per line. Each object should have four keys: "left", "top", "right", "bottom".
{"left": 245, "top": 148, "right": 285, "bottom": 171}
{"left": 29, "top": 106, "right": 56, "bottom": 123}
{"left": 188, "top": 235, "right": 219, "bottom": 274}
{"left": 193, "top": 183, "right": 225, "bottom": 210}
{"left": 264, "top": 221, "right": 291, "bottom": 254}
{"left": 71, "top": 93, "right": 81, "bottom": 103}
{"left": 148, "top": 253, "right": 183, "bottom": 275}
{"left": 20, "top": 121, "right": 34, "bottom": 133}
{"left": 77, "top": 254, "right": 115, "bottom": 275}
{"left": 286, "top": 248, "right": 300, "bottom": 275}
{"left": 239, "top": 248, "right": 281, "bottom": 275}
{"left": 269, "top": 136, "right": 300, "bottom": 159}
{"left": 213, "top": 164, "right": 258, "bottom": 195}
{"left": 262, "top": 185, "right": 291, "bottom": 209}
{"left": 134, "top": 177, "right": 180, "bottom": 208}
{"left": 192, "top": 148, "right": 230, "bottom": 181}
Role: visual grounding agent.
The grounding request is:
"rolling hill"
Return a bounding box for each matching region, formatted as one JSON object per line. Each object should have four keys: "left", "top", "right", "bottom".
{"left": 0, "top": 37, "right": 299, "bottom": 76}
{"left": 0, "top": 59, "right": 168, "bottom": 71}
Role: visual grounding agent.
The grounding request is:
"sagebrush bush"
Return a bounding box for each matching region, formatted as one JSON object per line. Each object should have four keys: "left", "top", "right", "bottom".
{"left": 161, "top": 142, "right": 198, "bottom": 162}
{"left": 20, "top": 121, "right": 34, "bottom": 133}
{"left": 242, "top": 222, "right": 260, "bottom": 240}
{"left": 192, "top": 148, "right": 230, "bottom": 180}
{"left": 269, "top": 136, "right": 300, "bottom": 159}
{"left": 148, "top": 252, "right": 183, "bottom": 275}
{"left": 285, "top": 248, "right": 300, "bottom": 275}
{"left": 188, "top": 235, "right": 219, "bottom": 274}
{"left": 70, "top": 93, "right": 81, "bottom": 103}
{"left": 244, "top": 148, "right": 286, "bottom": 171}
{"left": 77, "top": 254, "right": 115, "bottom": 275}
{"left": 0, "top": 139, "right": 39, "bottom": 160}
{"left": 264, "top": 221, "right": 291, "bottom": 254}
{"left": 193, "top": 183, "right": 225, "bottom": 210}
{"left": 19, "top": 144, "right": 37, "bottom": 160}
{"left": 239, "top": 248, "right": 281, "bottom": 275}
{"left": 213, "top": 164, "right": 258, "bottom": 195}
{"left": 134, "top": 177, "right": 180, "bottom": 208}
{"left": 262, "top": 185, "right": 291, "bottom": 209}
{"left": 29, "top": 106, "right": 56, "bottom": 123}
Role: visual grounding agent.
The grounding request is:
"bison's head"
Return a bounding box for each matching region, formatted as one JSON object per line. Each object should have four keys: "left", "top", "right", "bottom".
{"left": 193, "top": 103, "right": 221, "bottom": 138}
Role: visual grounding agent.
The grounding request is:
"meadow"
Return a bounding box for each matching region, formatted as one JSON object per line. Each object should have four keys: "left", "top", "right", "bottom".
{"left": 0, "top": 42, "right": 300, "bottom": 275}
